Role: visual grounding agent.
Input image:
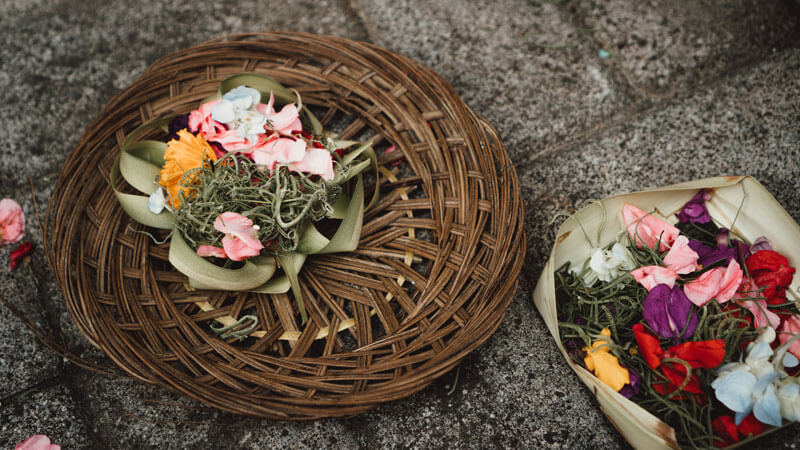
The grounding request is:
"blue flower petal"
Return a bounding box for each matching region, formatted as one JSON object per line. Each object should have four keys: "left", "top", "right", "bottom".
{"left": 753, "top": 387, "right": 782, "bottom": 427}
{"left": 148, "top": 188, "right": 166, "bottom": 214}
{"left": 783, "top": 352, "right": 799, "bottom": 368}
{"left": 713, "top": 370, "right": 757, "bottom": 413}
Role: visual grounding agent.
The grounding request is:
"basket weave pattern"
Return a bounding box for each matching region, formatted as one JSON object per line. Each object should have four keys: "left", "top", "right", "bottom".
{"left": 45, "top": 32, "right": 525, "bottom": 419}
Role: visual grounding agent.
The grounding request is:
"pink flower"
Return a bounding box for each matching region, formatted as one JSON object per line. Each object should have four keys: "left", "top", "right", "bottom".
{"left": 188, "top": 99, "right": 227, "bottom": 139}
{"left": 213, "top": 212, "right": 264, "bottom": 261}
{"left": 292, "top": 148, "right": 335, "bottom": 181}
{"left": 256, "top": 92, "right": 303, "bottom": 136}
{"left": 209, "top": 129, "right": 274, "bottom": 153}
{"left": 779, "top": 315, "right": 800, "bottom": 360}
{"left": 631, "top": 265, "right": 679, "bottom": 291}
{"left": 683, "top": 260, "right": 743, "bottom": 307}
{"left": 716, "top": 259, "right": 743, "bottom": 302}
{"left": 662, "top": 235, "right": 699, "bottom": 274}
{"left": 252, "top": 139, "right": 335, "bottom": 181}
{"left": 0, "top": 198, "right": 25, "bottom": 245}
{"left": 739, "top": 299, "right": 781, "bottom": 331}
{"left": 252, "top": 137, "right": 307, "bottom": 169}
{"left": 197, "top": 245, "right": 227, "bottom": 259}
{"left": 622, "top": 204, "right": 679, "bottom": 252}
{"left": 16, "top": 434, "right": 60, "bottom": 450}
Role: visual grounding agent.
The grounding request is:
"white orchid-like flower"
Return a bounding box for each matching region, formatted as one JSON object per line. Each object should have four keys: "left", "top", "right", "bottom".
{"left": 571, "top": 242, "right": 636, "bottom": 286}
{"left": 211, "top": 86, "right": 268, "bottom": 145}
{"left": 712, "top": 327, "right": 800, "bottom": 427}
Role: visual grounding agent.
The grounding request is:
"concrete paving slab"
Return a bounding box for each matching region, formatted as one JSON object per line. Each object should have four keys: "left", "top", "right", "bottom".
{"left": 575, "top": 0, "right": 800, "bottom": 94}
{"left": 0, "top": 382, "right": 92, "bottom": 449}
{"left": 519, "top": 47, "right": 800, "bottom": 448}
{"left": 0, "top": 0, "right": 367, "bottom": 190}
{"left": 0, "top": 183, "right": 63, "bottom": 398}
{"left": 67, "top": 371, "right": 361, "bottom": 449}
{"left": 350, "top": 0, "right": 636, "bottom": 159}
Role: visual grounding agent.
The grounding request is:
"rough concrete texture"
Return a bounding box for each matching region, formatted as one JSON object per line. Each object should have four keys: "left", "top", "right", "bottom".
{"left": 2, "top": 0, "right": 800, "bottom": 448}
{"left": 574, "top": 0, "right": 800, "bottom": 93}
{"left": 350, "top": 0, "right": 636, "bottom": 158}
{"left": 0, "top": 0, "right": 366, "bottom": 190}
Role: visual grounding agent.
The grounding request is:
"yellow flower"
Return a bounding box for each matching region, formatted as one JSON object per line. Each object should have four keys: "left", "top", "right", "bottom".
{"left": 159, "top": 129, "right": 217, "bottom": 208}
{"left": 583, "top": 328, "right": 630, "bottom": 392}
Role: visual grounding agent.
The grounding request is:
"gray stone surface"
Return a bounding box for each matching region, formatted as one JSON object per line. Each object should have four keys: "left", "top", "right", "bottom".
{"left": 576, "top": 0, "right": 800, "bottom": 94}
{"left": 0, "top": 184, "right": 63, "bottom": 399}
{"left": 0, "top": 383, "right": 91, "bottom": 448}
{"left": 0, "top": 0, "right": 366, "bottom": 190}
{"left": 351, "top": 0, "right": 636, "bottom": 158}
{"left": 520, "top": 46, "right": 800, "bottom": 448}
{"left": 2, "top": 0, "right": 800, "bottom": 448}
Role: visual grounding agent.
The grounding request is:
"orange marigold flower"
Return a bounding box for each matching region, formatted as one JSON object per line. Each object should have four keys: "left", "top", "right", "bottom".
{"left": 159, "top": 129, "right": 217, "bottom": 208}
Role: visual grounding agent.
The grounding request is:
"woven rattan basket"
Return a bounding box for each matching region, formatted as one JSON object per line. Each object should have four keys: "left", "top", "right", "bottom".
{"left": 45, "top": 32, "right": 525, "bottom": 420}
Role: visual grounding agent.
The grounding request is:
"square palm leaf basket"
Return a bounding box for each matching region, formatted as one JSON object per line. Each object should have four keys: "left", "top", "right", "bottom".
{"left": 532, "top": 176, "right": 800, "bottom": 448}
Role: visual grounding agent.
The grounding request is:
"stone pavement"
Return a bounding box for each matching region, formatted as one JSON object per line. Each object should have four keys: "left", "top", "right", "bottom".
{"left": 1, "top": 0, "right": 799, "bottom": 447}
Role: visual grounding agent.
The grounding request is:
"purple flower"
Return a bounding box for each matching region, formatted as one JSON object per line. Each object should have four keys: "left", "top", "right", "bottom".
{"left": 168, "top": 114, "right": 190, "bottom": 140}
{"left": 619, "top": 369, "right": 642, "bottom": 399}
{"left": 749, "top": 236, "right": 773, "bottom": 255}
{"left": 688, "top": 239, "right": 736, "bottom": 267}
{"left": 643, "top": 284, "right": 699, "bottom": 340}
{"left": 677, "top": 190, "right": 712, "bottom": 224}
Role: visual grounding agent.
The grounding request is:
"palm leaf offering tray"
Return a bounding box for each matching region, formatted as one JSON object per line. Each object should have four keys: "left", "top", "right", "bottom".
{"left": 533, "top": 176, "right": 800, "bottom": 448}
{"left": 44, "top": 32, "right": 525, "bottom": 419}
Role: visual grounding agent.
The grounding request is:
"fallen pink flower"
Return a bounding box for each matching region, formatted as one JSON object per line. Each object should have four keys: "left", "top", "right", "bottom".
{"left": 0, "top": 198, "right": 25, "bottom": 245}
{"left": 15, "top": 434, "right": 60, "bottom": 450}
{"left": 631, "top": 265, "right": 679, "bottom": 291}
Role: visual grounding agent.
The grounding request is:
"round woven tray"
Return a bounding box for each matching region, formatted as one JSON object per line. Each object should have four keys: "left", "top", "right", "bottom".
{"left": 45, "top": 32, "right": 525, "bottom": 420}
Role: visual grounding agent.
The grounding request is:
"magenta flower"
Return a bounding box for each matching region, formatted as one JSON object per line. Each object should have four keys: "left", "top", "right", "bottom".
{"left": 619, "top": 368, "right": 642, "bottom": 399}
{"left": 677, "top": 189, "right": 712, "bottom": 224}
{"left": 688, "top": 239, "right": 736, "bottom": 267}
{"left": 643, "top": 284, "right": 699, "bottom": 340}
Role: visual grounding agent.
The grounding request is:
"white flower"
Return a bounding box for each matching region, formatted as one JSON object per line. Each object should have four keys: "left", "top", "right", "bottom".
{"left": 777, "top": 380, "right": 800, "bottom": 422}
{"left": 148, "top": 187, "right": 167, "bottom": 214}
{"left": 571, "top": 242, "right": 635, "bottom": 286}
{"left": 211, "top": 86, "right": 268, "bottom": 144}
{"left": 712, "top": 328, "right": 799, "bottom": 427}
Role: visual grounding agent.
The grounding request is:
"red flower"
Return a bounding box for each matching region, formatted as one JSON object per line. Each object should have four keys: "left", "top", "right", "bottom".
{"left": 746, "top": 250, "right": 795, "bottom": 305}
{"left": 737, "top": 413, "right": 767, "bottom": 439}
{"left": 712, "top": 415, "right": 739, "bottom": 448}
{"left": 666, "top": 339, "right": 726, "bottom": 369}
{"left": 633, "top": 323, "right": 663, "bottom": 369}
{"left": 633, "top": 323, "right": 725, "bottom": 399}
{"left": 656, "top": 363, "right": 703, "bottom": 395}
{"left": 9, "top": 241, "right": 32, "bottom": 271}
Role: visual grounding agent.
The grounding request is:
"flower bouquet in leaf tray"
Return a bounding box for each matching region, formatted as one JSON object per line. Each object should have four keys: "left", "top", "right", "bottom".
{"left": 112, "top": 74, "right": 376, "bottom": 326}
{"left": 533, "top": 177, "right": 800, "bottom": 449}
